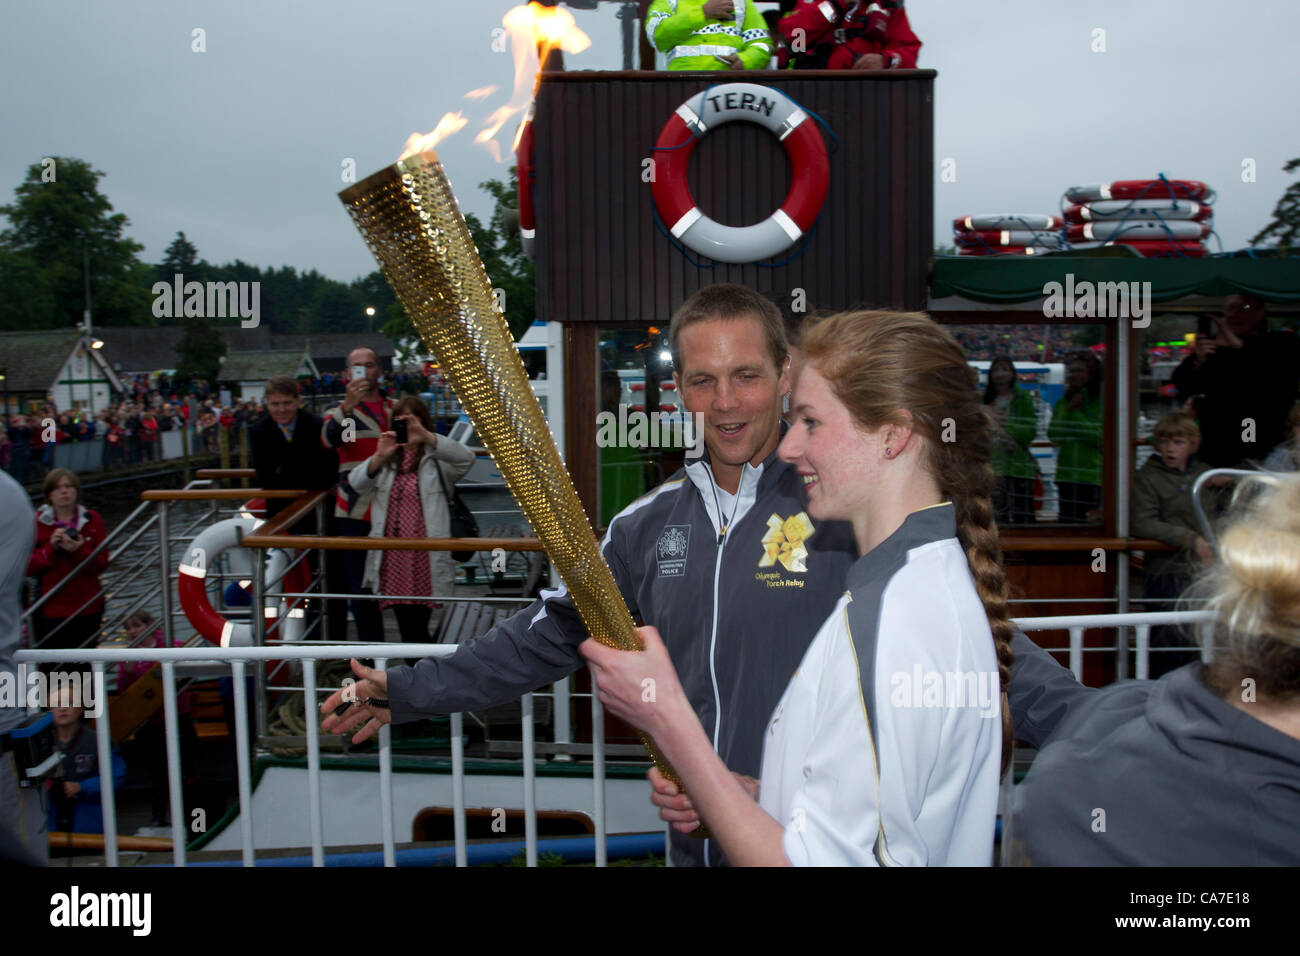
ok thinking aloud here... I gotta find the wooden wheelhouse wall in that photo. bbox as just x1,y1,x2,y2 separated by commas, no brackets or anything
531,69,936,519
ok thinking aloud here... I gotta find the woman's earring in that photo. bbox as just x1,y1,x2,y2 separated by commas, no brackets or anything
884,447,893,459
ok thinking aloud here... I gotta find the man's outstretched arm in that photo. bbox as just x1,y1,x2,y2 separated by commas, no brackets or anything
385,586,592,721
1007,629,1096,750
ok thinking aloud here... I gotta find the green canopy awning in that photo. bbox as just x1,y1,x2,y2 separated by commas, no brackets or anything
930,251,1300,304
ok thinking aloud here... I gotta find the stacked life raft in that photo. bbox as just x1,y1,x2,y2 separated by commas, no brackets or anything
1062,178,1215,257
952,213,1065,256
953,177,1215,258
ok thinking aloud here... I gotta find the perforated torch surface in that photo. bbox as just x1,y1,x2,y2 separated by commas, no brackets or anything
340,151,678,780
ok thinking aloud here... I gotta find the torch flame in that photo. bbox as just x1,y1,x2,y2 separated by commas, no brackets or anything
400,3,589,163
400,111,468,161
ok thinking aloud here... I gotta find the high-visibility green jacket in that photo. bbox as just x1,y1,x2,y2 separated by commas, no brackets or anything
1048,393,1104,485
645,0,773,71
988,388,1040,481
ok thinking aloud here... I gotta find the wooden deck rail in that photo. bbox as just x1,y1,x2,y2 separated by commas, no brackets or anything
194,468,257,480
141,489,309,501
240,534,544,552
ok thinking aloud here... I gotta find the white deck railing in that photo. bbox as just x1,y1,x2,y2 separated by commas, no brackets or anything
18,609,1217,867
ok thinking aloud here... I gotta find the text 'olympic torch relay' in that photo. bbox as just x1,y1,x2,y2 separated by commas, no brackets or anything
339,150,679,784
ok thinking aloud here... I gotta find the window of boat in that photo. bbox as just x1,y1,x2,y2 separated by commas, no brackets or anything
952,323,1108,528
596,326,682,527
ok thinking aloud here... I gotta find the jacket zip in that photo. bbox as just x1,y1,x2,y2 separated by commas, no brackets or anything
700,461,761,866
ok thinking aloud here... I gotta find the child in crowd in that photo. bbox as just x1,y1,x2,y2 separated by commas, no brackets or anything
1131,411,1223,676
47,687,126,835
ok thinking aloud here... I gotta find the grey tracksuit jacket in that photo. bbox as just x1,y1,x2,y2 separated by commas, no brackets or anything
1012,663,1300,865
385,445,1091,865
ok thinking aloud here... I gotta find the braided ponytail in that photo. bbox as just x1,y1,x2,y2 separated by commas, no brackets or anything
935,406,1016,772
800,310,1016,770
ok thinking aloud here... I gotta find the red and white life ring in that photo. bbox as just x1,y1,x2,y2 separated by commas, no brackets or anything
1111,239,1208,257
516,103,536,261
956,214,1062,231
954,229,1068,249
1068,239,1207,257
650,83,829,264
1065,180,1215,204
178,518,309,648
1063,200,1213,224
1068,220,1210,242
956,245,1046,257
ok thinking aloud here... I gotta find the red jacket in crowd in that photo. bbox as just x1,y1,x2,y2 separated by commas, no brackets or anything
778,0,921,70
27,505,110,619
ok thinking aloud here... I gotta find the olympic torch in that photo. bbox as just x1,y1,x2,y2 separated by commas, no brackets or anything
339,150,679,785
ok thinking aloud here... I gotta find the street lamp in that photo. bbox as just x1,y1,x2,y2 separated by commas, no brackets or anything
365,305,376,333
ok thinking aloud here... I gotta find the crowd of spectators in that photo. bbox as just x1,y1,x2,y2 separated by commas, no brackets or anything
0,367,454,486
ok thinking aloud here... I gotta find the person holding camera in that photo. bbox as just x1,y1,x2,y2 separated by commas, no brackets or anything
343,396,474,644
27,469,109,666
1172,294,1300,467
322,348,397,641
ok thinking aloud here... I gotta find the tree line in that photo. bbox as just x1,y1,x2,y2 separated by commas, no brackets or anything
0,156,536,346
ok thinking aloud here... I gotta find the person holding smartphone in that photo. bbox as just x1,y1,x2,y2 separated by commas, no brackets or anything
27,469,109,670
343,397,474,644
1172,294,1300,467
322,347,397,641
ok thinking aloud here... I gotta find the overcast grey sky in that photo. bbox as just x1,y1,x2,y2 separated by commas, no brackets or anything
3,1,1296,283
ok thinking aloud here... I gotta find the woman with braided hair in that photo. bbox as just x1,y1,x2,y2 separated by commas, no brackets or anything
582,310,1012,865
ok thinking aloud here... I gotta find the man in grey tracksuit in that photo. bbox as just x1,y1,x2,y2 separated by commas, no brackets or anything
390,442,858,866
333,286,1092,866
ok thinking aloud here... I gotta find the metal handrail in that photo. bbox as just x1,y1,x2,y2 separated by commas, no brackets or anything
1191,467,1296,549
19,609,1221,869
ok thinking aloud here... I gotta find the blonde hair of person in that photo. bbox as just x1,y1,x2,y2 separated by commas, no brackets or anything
1194,476,1300,702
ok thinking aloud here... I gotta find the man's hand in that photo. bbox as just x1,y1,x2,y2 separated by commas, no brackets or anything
1193,535,1214,564
341,376,370,414
319,659,392,744
853,53,886,70
714,53,745,70
648,765,757,834
703,0,734,18
1210,314,1243,349
1193,336,1218,367
63,781,81,798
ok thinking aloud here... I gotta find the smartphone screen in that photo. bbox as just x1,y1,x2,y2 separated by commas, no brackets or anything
392,418,408,444
351,364,366,382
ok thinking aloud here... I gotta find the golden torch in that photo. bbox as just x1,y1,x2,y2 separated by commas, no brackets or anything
339,150,679,785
